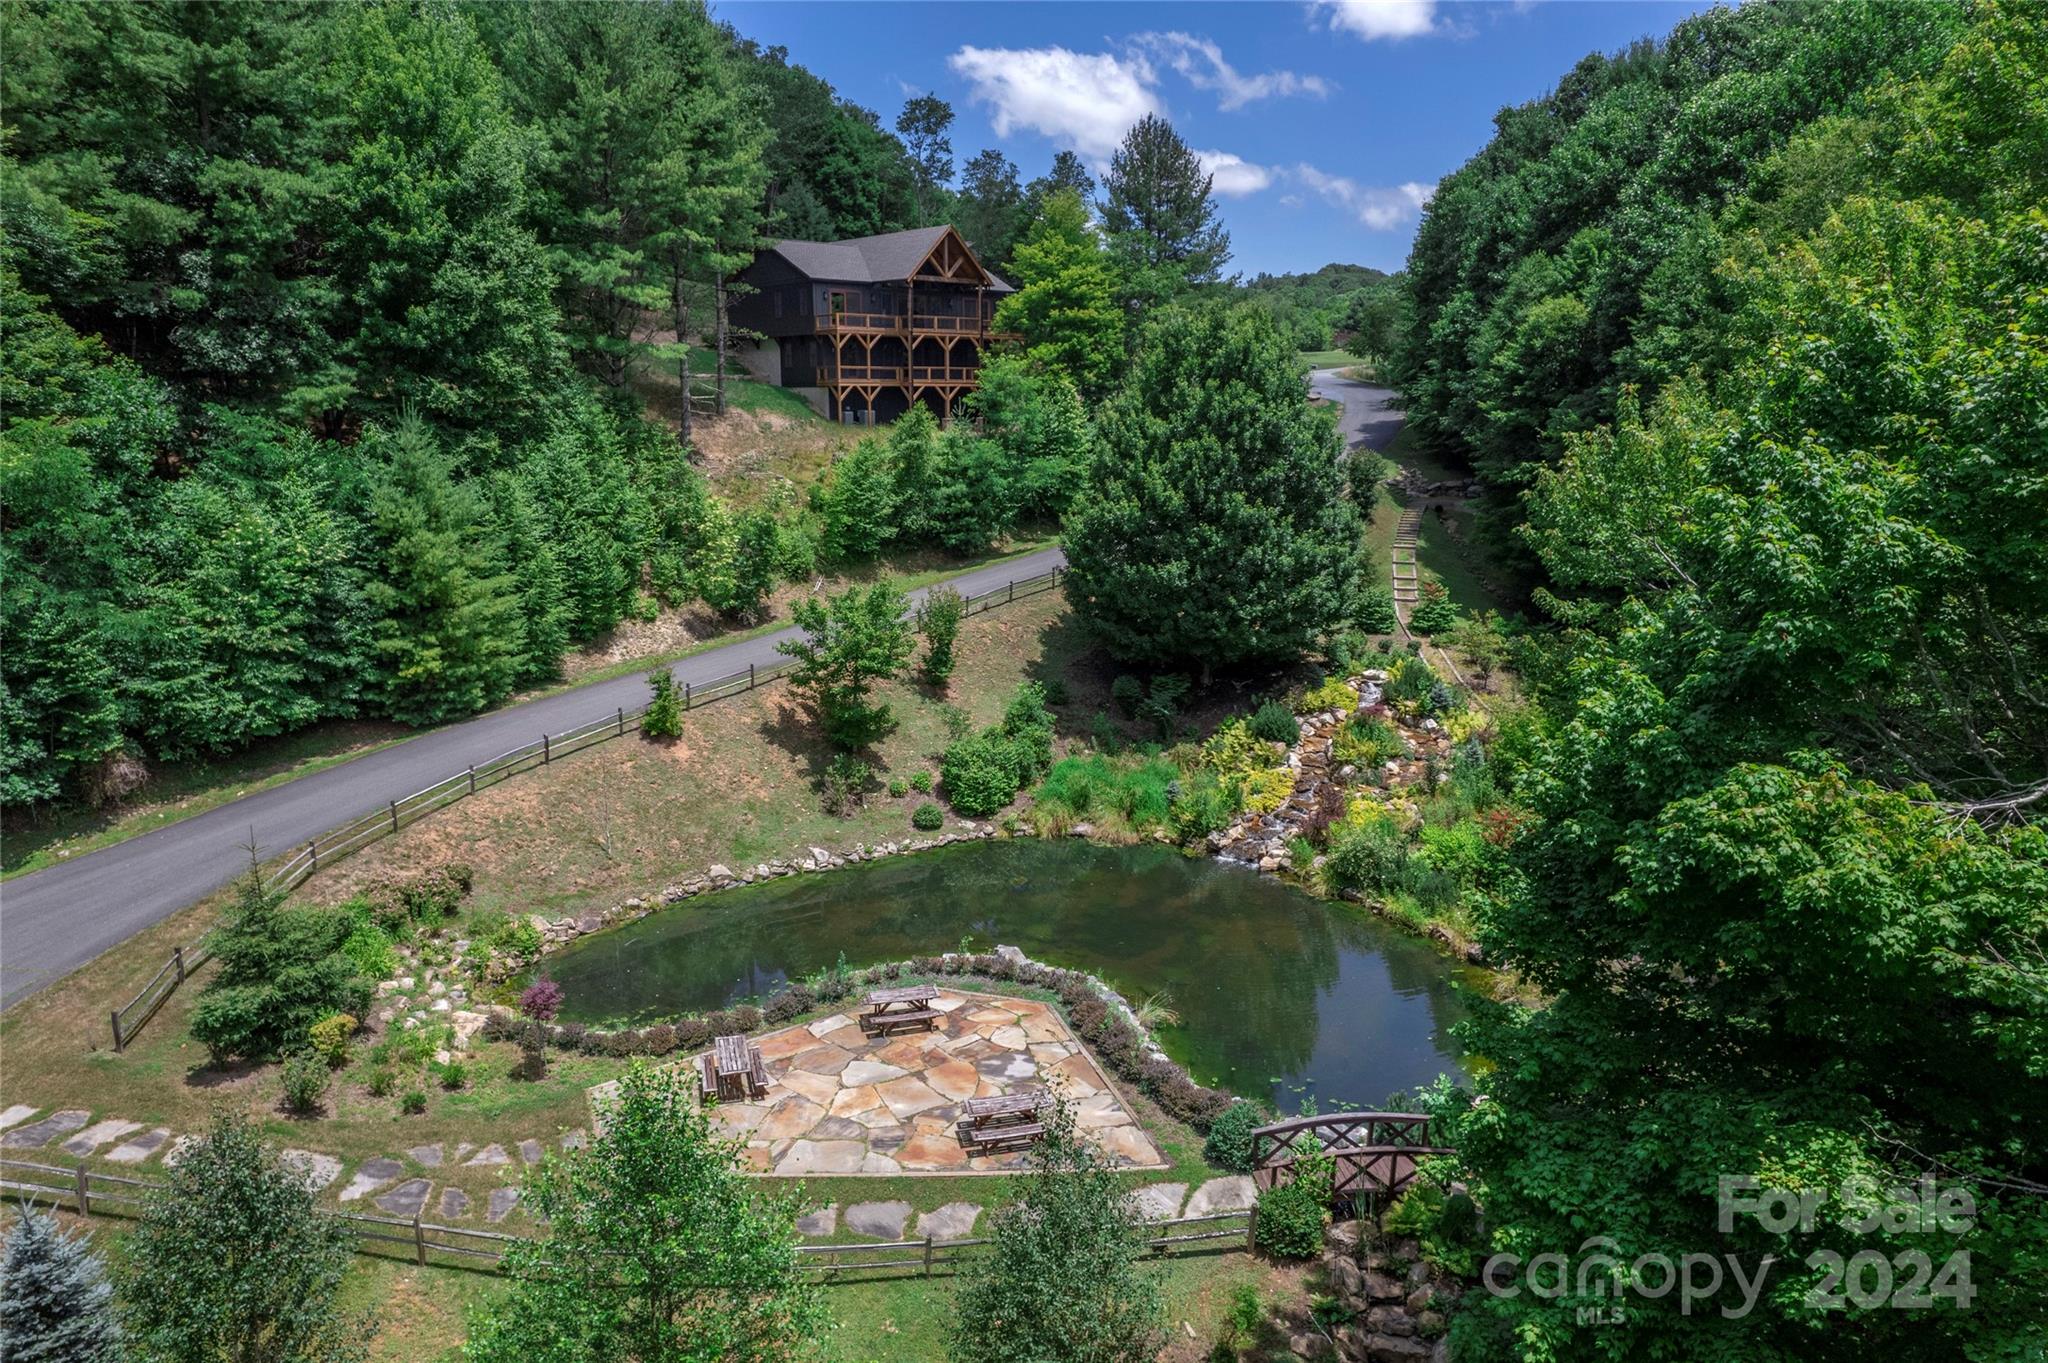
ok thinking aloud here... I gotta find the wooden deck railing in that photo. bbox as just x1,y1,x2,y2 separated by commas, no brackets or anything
104,566,1068,1051
2,1155,1247,1279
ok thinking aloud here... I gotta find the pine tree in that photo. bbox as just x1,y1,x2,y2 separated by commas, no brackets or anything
1099,114,1230,324
1065,306,1363,676
896,94,955,227
0,1205,119,1363
954,148,1024,272
360,417,526,725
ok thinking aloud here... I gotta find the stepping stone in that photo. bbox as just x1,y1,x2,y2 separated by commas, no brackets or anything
560,1130,587,1150
453,1142,476,1160
164,1135,200,1166
407,1143,444,1167
0,1105,40,1132
106,1128,171,1164
486,1188,521,1223
844,1200,913,1240
439,1188,471,1219
2,1109,88,1148
281,1150,343,1191
464,1143,511,1166
796,1204,838,1238
518,1139,544,1165
839,1060,907,1088
339,1156,404,1202
63,1119,142,1157
1128,1183,1187,1222
1184,1175,1257,1217
374,1178,432,1217
915,1202,982,1241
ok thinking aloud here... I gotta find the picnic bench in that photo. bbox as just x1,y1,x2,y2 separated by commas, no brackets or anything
956,1092,1049,1154
859,984,941,1037
699,1034,768,1102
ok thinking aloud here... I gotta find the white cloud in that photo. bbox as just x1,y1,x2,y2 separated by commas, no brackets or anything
1196,150,1275,197
947,45,1161,162
1132,32,1333,111
1309,0,1439,41
1292,164,1435,228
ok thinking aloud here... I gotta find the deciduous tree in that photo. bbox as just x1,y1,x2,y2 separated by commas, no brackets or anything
777,581,915,749
469,1062,823,1363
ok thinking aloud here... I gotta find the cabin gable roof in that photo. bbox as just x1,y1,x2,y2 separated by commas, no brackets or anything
767,225,1011,292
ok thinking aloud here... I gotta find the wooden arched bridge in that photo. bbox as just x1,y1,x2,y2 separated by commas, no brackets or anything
1251,1112,1453,1201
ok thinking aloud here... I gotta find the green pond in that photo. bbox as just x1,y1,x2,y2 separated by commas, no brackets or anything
541,840,1475,1113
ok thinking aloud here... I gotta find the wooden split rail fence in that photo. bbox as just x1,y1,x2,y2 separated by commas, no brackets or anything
2,1154,1247,1278
107,566,1066,1052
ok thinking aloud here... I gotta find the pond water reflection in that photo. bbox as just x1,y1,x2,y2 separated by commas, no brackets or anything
540,839,1473,1113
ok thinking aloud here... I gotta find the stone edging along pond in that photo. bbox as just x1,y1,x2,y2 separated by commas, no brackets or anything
478,944,1240,1135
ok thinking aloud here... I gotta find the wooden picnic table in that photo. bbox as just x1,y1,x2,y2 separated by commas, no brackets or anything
957,1091,1049,1154
699,1034,767,1102
859,984,941,1036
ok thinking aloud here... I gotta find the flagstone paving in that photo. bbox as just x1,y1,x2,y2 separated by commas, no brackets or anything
2,1109,88,1148
106,1127,170,1164
0,1104,39,1132
621,989,1166,1176
62,1118,142,1157
487,1188,522,1222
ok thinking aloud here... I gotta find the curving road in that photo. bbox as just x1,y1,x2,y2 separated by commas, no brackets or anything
0,547,1066,1009
0,372,1404,1011
1309,366,1405,455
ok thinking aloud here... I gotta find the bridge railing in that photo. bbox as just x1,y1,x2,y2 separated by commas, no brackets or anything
1250,1111,1455,1201
105,565,1066,1052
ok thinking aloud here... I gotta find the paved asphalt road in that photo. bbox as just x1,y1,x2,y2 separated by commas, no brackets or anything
0,547,1066,1009
0,372,1404,1010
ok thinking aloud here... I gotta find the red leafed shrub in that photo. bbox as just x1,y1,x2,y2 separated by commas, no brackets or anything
520,976,564,1021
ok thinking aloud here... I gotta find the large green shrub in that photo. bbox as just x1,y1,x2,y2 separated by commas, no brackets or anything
1202,1101,1264,1173
280,1053,328,1114
1253,1150,1334,1259
1247,701,1300,745
941,683,1056,817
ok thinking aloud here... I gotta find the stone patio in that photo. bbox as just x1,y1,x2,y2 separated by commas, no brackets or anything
595,989,1166,1176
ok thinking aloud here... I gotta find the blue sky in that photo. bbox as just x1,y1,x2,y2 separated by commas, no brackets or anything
718,0,1717,277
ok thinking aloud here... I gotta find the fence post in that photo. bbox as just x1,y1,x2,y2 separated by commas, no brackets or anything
173,946,186,984
1008,579,1015,604
684,680,692,709
468,766,477,795
76,1163,91,1216
923,1234,934,1277
389,800,398,832
1246,1203,1259,1254
617,707,625,736
111,1009,124,1053
749,663,756,689
542,733,551,764
414,1211,427,1265
308,839,319,870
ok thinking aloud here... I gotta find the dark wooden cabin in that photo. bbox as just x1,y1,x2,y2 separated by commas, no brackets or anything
729,225,1017,424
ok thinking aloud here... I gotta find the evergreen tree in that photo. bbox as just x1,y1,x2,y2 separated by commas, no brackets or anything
1024,149,1096,219
0,1204,119,1363
360,417,526,725
469,1062,823,1363
122,1114,367,1363
189,855,367,1064
950,1097,1164,1363
954,148,1024,272
319,2,563,435
1099,115,1230,324
1065,306,1363,675
995,189,1126,398
896,93,955,227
